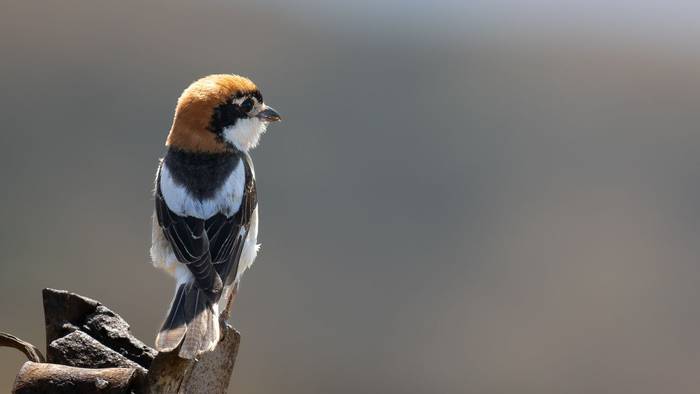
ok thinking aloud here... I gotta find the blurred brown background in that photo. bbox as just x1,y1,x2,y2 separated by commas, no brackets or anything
2,1,700,393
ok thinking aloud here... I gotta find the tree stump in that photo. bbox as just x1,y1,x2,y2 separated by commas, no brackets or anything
2,288,241,393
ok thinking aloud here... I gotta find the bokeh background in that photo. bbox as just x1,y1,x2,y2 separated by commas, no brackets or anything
2,1,700,393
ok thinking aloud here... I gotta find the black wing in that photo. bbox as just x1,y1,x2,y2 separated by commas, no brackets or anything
155,154,257,300
155,182,222,300
207,153,257,284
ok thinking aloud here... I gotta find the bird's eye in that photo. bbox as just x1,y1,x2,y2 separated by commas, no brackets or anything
240,98,254,113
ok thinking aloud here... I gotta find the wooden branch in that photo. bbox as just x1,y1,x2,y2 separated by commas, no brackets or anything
42,289,156,369
146,323,240,393
0,333,45,363
12,362,143,394
145,348,195,393
183,324,240,393
49,331,147,373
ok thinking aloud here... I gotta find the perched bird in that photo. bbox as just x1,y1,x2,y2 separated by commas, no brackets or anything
150,74,281,358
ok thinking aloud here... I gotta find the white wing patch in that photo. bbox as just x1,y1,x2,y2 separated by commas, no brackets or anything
159,162,245,219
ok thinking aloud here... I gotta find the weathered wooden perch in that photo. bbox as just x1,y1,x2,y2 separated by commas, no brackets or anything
2,288,241,393
13,362,143,394
0,333,44,364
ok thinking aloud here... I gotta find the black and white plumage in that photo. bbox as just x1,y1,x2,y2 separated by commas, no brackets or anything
150,74,280,359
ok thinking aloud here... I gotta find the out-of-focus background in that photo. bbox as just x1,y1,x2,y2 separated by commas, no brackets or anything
2,1,700,392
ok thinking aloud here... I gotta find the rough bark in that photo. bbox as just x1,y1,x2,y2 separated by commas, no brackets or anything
12,362,144,394
182,324,240,393
0,333,44,363
146,324,240,393
42,289,156,369
49,331,147,374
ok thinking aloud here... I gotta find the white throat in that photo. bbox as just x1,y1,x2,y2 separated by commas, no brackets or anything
222,118,267,152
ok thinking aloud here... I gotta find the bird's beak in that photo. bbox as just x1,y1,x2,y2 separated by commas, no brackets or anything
256,106,281,122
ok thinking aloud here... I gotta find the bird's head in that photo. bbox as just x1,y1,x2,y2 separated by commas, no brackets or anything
166,74,281,153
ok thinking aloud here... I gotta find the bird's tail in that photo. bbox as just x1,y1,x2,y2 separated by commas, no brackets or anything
155,281,220,359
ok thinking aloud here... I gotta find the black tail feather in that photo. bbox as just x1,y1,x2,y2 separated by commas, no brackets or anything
155,282,219,358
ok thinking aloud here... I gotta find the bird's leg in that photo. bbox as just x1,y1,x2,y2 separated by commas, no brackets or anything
220,282,239,322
